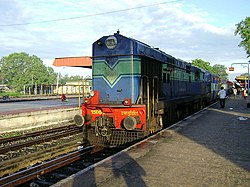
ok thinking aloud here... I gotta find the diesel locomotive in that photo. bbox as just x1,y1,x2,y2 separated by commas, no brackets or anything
74,31,220,147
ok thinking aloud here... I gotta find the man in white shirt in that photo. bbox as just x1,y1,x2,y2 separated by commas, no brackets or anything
218,87,227,108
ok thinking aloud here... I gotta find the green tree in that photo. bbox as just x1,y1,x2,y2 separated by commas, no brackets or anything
211,64,228,80
191,59,228,80
191,59,213,72
0,52,57,91
60,74,84,84
240,73,248,77
235,17,250,56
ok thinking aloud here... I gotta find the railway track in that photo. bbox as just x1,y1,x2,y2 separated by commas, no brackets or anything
0,134,123,187
0,145,121,187
0,129,170,187
0,124,84,178
0,146,95,187
0,124,79,144
0,118,124,187
0,125,81,157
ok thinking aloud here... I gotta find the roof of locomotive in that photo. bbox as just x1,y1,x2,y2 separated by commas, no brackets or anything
93,31,182,64
93,32,215,74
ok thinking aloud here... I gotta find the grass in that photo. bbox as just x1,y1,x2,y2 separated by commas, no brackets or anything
0,91,23,97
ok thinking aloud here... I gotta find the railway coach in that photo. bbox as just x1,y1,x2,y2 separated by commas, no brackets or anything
74,31,220,147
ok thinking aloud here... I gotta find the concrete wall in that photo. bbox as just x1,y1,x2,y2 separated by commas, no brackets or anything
0,107,81,133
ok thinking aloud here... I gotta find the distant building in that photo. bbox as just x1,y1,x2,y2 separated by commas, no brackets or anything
23,79,92,96
55,80,92,95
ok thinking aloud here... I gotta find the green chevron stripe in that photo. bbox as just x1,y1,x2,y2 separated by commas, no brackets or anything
93,74,140,88
93,57,141,86
93,58,140,69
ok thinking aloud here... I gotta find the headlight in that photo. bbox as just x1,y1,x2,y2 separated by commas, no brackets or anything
105,36,117,49
123,98,131,106
123,116,137,130
74,114,85,127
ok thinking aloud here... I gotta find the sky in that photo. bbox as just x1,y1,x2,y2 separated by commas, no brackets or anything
0,0,249,81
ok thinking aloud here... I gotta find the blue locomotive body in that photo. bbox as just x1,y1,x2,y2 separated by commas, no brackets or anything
93,31,219,104
75,32,221,147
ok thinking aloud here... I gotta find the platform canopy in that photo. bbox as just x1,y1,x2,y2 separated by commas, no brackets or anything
235,75,249,88
235,75,249,80
53,56,92,68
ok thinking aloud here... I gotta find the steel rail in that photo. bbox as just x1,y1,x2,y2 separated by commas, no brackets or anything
0,128,81,154
0,146,94,187
0,124,78,144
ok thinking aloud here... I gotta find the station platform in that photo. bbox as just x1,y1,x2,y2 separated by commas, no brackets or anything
54,96,250,187
0,97,80,116
0,97,82,134
0,95,78,103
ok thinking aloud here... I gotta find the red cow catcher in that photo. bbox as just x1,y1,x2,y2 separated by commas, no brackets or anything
74,91,147,147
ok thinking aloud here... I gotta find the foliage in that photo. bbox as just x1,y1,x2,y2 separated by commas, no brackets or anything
59,74,88,84
191,59,213,72
235,17,250,57
211,64,228,80
0,52,57,91
0,91,22,97
191,59,228,80
240,73,249,77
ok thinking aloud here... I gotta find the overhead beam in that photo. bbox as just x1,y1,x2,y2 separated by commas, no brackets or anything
53,56,92,68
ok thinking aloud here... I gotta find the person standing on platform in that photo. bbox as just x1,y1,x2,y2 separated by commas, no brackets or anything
218,87,227,108
233,87,237,98
243,88,248,99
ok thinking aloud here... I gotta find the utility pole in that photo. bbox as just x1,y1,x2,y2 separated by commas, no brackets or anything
56,73,59,95
248,60,250,93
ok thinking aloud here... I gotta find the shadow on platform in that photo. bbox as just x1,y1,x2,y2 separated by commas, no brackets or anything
72,151,147,187
179,97,250,172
